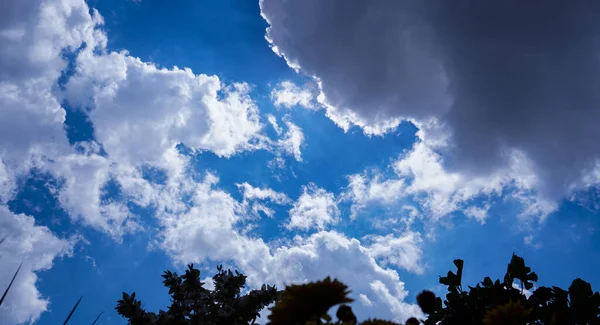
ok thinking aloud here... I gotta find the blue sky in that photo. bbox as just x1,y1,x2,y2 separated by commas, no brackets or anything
1,0,600,324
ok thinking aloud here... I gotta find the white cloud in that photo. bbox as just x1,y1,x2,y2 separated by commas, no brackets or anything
242,231,424,323
236,182,290,204
0,1,307,320
153,169,422,322
344,134,557,226
66,51,266,163
288,183,340,231
0,160,14,204
263,115,306,162
270,81,316,109
158,172,261,264
512,282,533,299
267,114,282,135
463,205,489,224
342,173,406,220
0,0,307,238
0,0,104,204
44,151,139,239
0,1,425,324
359,293,373,307
278,119,305,162
0,206,75,324
364,232,424,274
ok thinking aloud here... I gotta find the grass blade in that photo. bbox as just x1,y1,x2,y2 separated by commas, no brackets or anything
0,263,22,307
91,311,104,325
63,296,83,325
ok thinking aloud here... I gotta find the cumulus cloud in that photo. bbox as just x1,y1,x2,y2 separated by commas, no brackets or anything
158,172,260,264
236,182,290,204
154,168,422,322
277,119,305,162
65,51,265,163
45,151,139,239
364,232,424,274
0,206,75,324
270,80,317,109
243,231,423,322
344,139,556,224
0,0,310,319
263,114,306,162
288,183,340,231
260,0,600,197
0,0,144,240
342,173,406,220
0,0,105,203
1,0,306,236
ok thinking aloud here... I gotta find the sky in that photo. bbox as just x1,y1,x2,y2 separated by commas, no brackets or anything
1,0,600,324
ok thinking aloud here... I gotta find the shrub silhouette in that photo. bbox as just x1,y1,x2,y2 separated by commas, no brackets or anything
116,254,600,325
413,253,600,325
116,264,279,325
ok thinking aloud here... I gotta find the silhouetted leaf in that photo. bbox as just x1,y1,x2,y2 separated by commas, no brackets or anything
63,296,82,325
0,263,21,307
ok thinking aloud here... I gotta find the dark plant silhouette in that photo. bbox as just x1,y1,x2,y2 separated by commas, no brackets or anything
116,264,279,325
0,263,21,307
117,254,599,325
413,253,600,325
91,311,105,325
63,296,83,325
265,253,599,325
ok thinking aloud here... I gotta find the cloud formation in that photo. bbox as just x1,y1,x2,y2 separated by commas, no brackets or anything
0,207,75,324
156,169,423,322
344,140,556,225
288,183,340,230
260,0,600,196
0,0,309,320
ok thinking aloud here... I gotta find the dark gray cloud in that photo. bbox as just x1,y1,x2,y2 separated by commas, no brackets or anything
260,0,600,196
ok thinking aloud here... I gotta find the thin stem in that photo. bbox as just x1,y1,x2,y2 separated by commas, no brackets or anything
0,263,22,307
63,296,83,325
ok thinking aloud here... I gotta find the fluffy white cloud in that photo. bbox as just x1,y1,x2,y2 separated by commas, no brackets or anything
0,0,309,320
342,173,406,220
288,183,340,231
158,172,260,264
0,0,140,239
263,114,306,162
345,137,556,225
267,114,282,135
270,81,317,109
277,119,305,162
65,51,265,163
260,0,600,198
0,206,75,324
236,182,290,204
364,232,424,274
45,151,138,239
241,231,424,323
153,168,422,322
0,0,105,203
1,0,307,236
0,1,427,324
0,0,105,84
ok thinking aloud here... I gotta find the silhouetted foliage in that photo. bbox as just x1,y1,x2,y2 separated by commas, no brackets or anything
91,311,105,325
414,253,600,325
63,296,83,325
116,264,279,325
117,254,599,325
0,263,21,307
